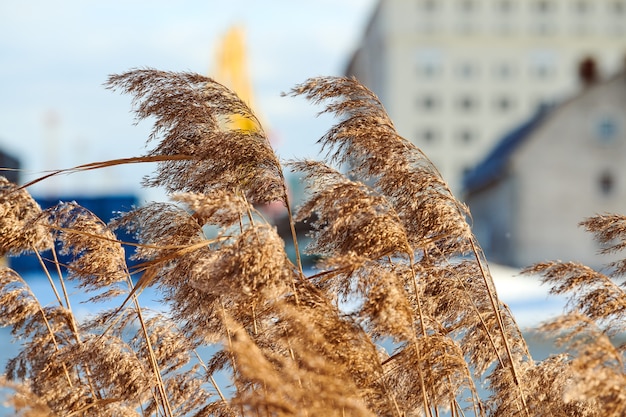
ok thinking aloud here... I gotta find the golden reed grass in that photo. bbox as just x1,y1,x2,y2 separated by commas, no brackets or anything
1,70,625,416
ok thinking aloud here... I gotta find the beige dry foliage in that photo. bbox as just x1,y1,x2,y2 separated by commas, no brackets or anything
581,214,626,276
0,177,53,256
0,375,55,417
46,202,128,291
105,69,286,205
0,70,625,416
519,214,626,417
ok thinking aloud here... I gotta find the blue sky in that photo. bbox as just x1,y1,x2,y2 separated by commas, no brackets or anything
0,1,377,198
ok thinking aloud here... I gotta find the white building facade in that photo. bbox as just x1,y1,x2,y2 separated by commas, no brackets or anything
345,0,626,193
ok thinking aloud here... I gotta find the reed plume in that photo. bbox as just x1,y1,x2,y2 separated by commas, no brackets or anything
288,76,531,415
105,69,286,205
0,176,53,256
1,70,625,416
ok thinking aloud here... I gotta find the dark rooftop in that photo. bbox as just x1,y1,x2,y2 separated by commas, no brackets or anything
463,104,552,194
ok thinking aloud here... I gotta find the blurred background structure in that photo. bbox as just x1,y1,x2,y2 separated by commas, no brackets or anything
345,0,626,194
7,3,624,398
345,0,626,269
0,1,377,200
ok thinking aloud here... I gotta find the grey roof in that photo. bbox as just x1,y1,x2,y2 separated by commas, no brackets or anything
463,104,552,194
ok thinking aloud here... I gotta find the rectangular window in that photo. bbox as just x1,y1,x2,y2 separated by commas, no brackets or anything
419,0,437,12
598,171,615,196
595,117,619,144
458,95,478,112
460,0,477,13
415,48,443,78
418,128,439,145
496,0,513,13
611,1,625,14
529,50,557,79
573,0,590,14
417,95,440,111
457,62,479,79
495,96,514,111
457,129,476,144
494,62,514,79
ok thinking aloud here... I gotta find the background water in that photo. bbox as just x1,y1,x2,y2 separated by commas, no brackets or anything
1,267,565,415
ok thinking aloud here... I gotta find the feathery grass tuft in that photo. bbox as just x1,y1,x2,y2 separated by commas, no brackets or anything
1,71,625,416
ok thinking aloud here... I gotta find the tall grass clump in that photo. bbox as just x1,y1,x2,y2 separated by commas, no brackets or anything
1,69,625,416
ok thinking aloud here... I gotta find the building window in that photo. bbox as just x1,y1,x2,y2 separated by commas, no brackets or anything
419,0,437,12
494,62,514,79
457,62,479,79
457,129,475,144
495,0,515,34
595,117,619,144
534,0,554,13
533,22,556,36
529,50,556,79
574,0,590,13
496,23,513,35
418,62,439,78
599,171,615,196
418,95,439,111
419,129,439,144
415,48,442,78
495,96,514,111
457,22,477,34
571,23,590,36
460,0,476,13
458,95,478,111
611,1,625,14
497,0,513,13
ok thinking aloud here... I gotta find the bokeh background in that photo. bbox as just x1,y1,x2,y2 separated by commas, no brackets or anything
3,3,626,411
0,0,377,200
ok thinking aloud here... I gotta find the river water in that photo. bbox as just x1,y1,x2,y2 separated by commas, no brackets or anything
1,267,566,415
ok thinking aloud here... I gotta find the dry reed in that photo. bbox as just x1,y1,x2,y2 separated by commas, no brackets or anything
0,70,624,416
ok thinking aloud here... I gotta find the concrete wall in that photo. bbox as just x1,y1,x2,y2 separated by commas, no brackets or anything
466,174,519,266
511,74,626,269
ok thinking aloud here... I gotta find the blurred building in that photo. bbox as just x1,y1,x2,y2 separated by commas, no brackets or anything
463,63,626,269
345,0,626,193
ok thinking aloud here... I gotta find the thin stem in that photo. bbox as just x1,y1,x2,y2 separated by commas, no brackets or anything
195,349,229,404
284,197,302,306
407,253,433,417
407,253,428,338
23,253,74,388
50,247,73,318
125,273,173,417
209,374,228,404
44,245,100,401
284,194,304,280
221,300,246,417
453,270,505,367
251,305,259,336
469,238,529,416
433,167,529,416
281,323,304,390
33,249,63,308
